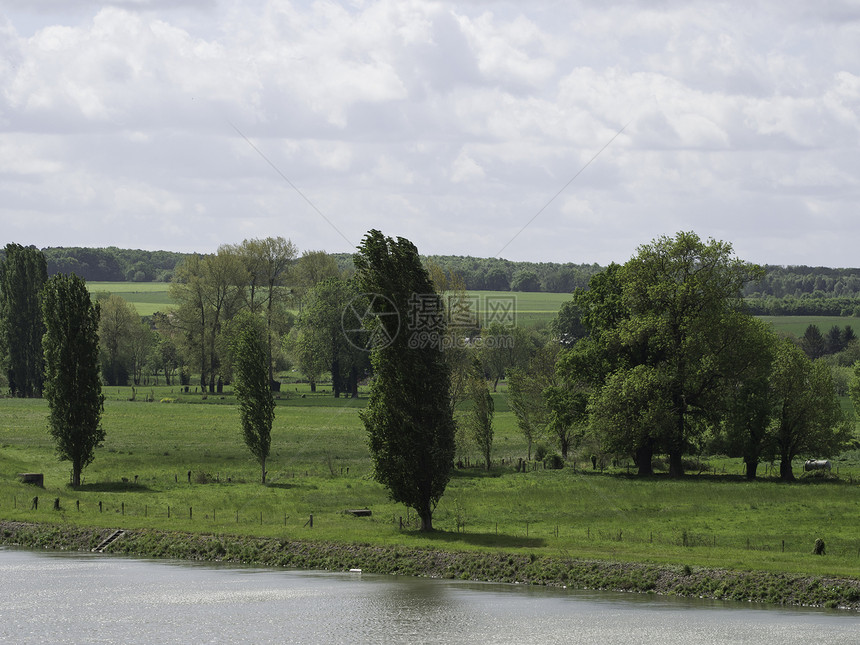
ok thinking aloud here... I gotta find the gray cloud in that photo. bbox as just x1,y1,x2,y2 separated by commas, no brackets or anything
1,0,859,266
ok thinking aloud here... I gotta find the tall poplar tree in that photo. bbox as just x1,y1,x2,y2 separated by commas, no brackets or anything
231,313,275,484
354,230,455,531
41,273,104,487
0,243,48,397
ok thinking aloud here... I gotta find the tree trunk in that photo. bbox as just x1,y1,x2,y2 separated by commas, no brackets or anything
418,504,433,531
779,457,795,481
72,461,82,488
745,458,759,480
634,442,654,476
261,457,267,485
331,358,341,398
349,365,359,398
310,380,316,393
668,451,684,477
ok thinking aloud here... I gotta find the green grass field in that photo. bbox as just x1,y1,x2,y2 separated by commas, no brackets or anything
88,282,173,317
2,387,860,579
86,283,860,337
759,316,860,338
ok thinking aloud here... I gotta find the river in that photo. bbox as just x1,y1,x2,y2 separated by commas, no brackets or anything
0,548,856,644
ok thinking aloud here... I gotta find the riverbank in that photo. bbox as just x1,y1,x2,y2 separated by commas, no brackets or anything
2,520,858,611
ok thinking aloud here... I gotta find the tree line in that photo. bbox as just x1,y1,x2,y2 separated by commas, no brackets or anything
7,244,860,301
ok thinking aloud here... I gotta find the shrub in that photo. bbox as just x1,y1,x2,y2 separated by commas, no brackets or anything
534,443,549,462
544,453,564,470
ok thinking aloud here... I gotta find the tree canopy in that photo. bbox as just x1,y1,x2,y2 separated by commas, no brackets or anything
354,230,455,531
0,243,47,397
231,312,275,484
41,273,105,487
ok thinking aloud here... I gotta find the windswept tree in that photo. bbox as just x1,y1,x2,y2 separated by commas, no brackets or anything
0,243,48,397
41,273,104,487
231,312,275,484
355,230,455,531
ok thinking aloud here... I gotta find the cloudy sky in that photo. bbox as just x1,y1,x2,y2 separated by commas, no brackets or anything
2,1,859,267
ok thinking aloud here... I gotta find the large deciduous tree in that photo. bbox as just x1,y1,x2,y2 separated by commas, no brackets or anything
41,273,104,487
98,294,137,386
620,232,763,476
293,277,367,397
231,312,275,484
565,234,764,476
234,237,297,383
770,338,851,481
169,249,246,391
465,366,494,470
715,316,777,480
0,243,48,397
292,250,342,305
506,343,559,460
354,230,455,531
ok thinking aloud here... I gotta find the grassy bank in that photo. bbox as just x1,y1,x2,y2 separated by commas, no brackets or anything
2,520,859,611
2,388,860,605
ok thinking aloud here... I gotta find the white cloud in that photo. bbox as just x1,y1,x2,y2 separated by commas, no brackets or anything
1,0,860,265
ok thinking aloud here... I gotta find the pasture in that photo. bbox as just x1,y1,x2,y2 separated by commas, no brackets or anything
2,387,860,580
87,282,173,317
86,282,860,338
758,315,860,338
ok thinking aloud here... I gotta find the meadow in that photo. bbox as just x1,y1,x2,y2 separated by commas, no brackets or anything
87,282,860,336
88,282,173,317
2,385,860,581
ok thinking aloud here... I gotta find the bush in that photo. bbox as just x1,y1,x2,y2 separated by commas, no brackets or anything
544,453,564,470
534,443,549,462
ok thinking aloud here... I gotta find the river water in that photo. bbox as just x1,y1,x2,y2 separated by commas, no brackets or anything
0,548,856,644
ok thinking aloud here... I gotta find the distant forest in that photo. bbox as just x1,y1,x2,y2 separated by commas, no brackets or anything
3,245,860,316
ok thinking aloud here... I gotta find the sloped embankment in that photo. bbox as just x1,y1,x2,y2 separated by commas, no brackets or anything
1,520,858,611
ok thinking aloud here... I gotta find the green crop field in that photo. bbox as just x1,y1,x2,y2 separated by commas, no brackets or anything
759,316,860,338
87,282,173,317
2,387,860,579
85,282,860,339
